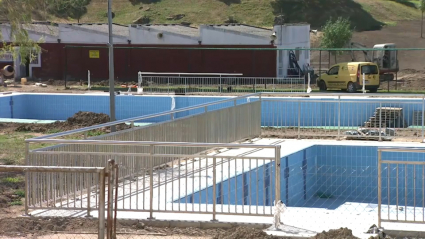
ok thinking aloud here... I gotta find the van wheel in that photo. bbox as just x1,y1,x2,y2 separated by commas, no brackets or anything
347,82,356,93
319,81,327,91
369,88,378,93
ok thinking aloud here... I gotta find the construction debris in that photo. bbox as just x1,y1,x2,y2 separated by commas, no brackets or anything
345,127,393,141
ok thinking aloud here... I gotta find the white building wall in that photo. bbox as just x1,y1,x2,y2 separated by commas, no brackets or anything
274,25,310,78
129,26,199,45
58,25,128,44
0,26,57,43
200,26,270,45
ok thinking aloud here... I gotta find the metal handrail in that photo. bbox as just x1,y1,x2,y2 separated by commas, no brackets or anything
25,139,280,149
31,92,261,140
261,92,425,98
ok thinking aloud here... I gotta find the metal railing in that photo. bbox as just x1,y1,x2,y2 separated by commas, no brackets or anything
25,139,282,220
32,93,261,140
261,92,425,142
134,76,306,94
0,165,107,238
378,147,425,227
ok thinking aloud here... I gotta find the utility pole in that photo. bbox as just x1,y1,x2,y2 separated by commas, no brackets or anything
107,0,116,131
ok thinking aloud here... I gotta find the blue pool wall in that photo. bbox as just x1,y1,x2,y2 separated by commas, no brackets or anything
177,145,425,208
1,94,422,128
177,146,317,207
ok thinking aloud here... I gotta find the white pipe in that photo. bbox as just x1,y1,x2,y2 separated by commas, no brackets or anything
362,73,366,94
307,73,312,93
137,71,143,94
87,70,89,89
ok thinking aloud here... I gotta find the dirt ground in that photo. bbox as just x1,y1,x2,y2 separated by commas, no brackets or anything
0,217,289,239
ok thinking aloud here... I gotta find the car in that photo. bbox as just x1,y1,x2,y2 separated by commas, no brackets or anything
317,62,380,93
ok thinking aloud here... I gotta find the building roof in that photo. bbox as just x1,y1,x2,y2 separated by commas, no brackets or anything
133,24,199,37
205,24,272,38
1,22,59,36
24,22,59,36
67,23,129,38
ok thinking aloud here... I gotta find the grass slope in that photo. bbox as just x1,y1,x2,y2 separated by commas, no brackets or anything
74,0,423,30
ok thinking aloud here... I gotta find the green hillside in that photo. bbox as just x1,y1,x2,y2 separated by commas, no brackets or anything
71,0,423,31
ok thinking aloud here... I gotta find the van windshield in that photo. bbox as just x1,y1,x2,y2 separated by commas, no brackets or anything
361,65,378,75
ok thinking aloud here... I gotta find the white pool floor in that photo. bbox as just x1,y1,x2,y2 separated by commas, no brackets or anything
29,138,425,238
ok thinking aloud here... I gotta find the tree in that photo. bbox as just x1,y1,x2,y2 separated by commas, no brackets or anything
47,0,90,23
421,0,425,38
67,0,90,23
320,17,353,64
0,0,45,63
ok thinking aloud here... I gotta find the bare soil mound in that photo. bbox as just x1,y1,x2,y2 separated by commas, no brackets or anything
213,226,282,239
1,111,130,134
0,218,276,238
312,227,358,239
0,217,104,236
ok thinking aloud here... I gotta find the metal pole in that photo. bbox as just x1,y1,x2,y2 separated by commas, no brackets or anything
422,96,425,143
379,103,382,142
319,50,322,79
24,142,29,216
275,146,281,203
107,0,116,132
64,47,68,89
107,160,114,239
298,101,301,139
98,169,106,239
337,95,341,140
212,157,217,221
377,150,382,228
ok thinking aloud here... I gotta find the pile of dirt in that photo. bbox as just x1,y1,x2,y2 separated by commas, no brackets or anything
312,227,359,239
213,226,281,239
0,217,99,236
65,111,110,127
5,111,131,134
0,218,279,238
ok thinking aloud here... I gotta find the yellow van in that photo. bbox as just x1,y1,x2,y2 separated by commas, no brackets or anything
317,62,380,93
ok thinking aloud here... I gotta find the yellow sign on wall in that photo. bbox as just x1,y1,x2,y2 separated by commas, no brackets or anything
89,50,100,58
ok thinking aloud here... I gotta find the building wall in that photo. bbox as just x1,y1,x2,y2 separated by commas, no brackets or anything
129,26,199,45
200,26,271,45
274,25,311,78
43,44,277,81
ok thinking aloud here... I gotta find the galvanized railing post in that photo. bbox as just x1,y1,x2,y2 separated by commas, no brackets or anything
219,75,222,93
337,95,341,141
275,146,281,203
377,149,382,228
379,103,382,142
24,142,30,216
107,159,115,239
98,168,106,239
422,96,425,143
212,156,217,222
298,101,301,140
86,170,92,217
148,145,155,219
